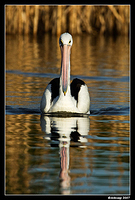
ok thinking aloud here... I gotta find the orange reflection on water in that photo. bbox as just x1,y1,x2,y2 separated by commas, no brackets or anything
6,33,129,194
6,114,129,194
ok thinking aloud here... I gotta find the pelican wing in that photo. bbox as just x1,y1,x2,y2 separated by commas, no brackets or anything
71,78,90,114
40,78,60,113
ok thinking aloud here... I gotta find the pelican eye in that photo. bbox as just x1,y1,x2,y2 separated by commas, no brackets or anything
69,40,71,44
60,39,63,45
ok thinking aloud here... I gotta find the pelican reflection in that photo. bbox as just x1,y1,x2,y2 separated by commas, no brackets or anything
40,115,90,194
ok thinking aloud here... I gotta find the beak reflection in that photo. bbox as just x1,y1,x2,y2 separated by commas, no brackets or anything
40,115,90,194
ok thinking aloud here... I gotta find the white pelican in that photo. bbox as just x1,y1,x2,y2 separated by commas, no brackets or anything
40,33,90,114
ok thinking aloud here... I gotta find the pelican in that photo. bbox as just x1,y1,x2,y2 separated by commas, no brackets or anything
40,33,90,114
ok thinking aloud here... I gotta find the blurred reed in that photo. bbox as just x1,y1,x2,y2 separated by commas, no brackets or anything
5,5,130,36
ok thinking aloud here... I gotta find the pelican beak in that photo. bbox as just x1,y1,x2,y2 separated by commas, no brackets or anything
61,45,71,95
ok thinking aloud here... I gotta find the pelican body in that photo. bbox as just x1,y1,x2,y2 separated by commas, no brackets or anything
40,33,90,115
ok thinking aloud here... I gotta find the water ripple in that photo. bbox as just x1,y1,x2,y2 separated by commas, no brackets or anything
6,105,129,116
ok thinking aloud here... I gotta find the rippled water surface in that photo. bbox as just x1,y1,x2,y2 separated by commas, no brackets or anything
6,34,130,195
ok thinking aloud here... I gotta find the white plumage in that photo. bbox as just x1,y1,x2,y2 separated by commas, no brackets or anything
40,33,90,115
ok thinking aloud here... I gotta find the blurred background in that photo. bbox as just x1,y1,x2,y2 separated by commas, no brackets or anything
5,5,130,195
5,5,130,36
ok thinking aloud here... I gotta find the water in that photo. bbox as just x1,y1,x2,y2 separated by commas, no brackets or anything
6,34,130,195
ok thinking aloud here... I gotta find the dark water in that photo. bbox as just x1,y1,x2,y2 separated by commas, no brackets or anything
6,34,130,195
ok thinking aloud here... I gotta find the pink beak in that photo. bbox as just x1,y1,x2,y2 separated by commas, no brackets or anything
61,45,71,95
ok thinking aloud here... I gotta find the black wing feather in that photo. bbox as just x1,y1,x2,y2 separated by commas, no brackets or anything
49,78,60,103
70,78,85,102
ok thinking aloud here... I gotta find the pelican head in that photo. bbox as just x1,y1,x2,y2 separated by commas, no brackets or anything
59,33,73,96
59,32,73,47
